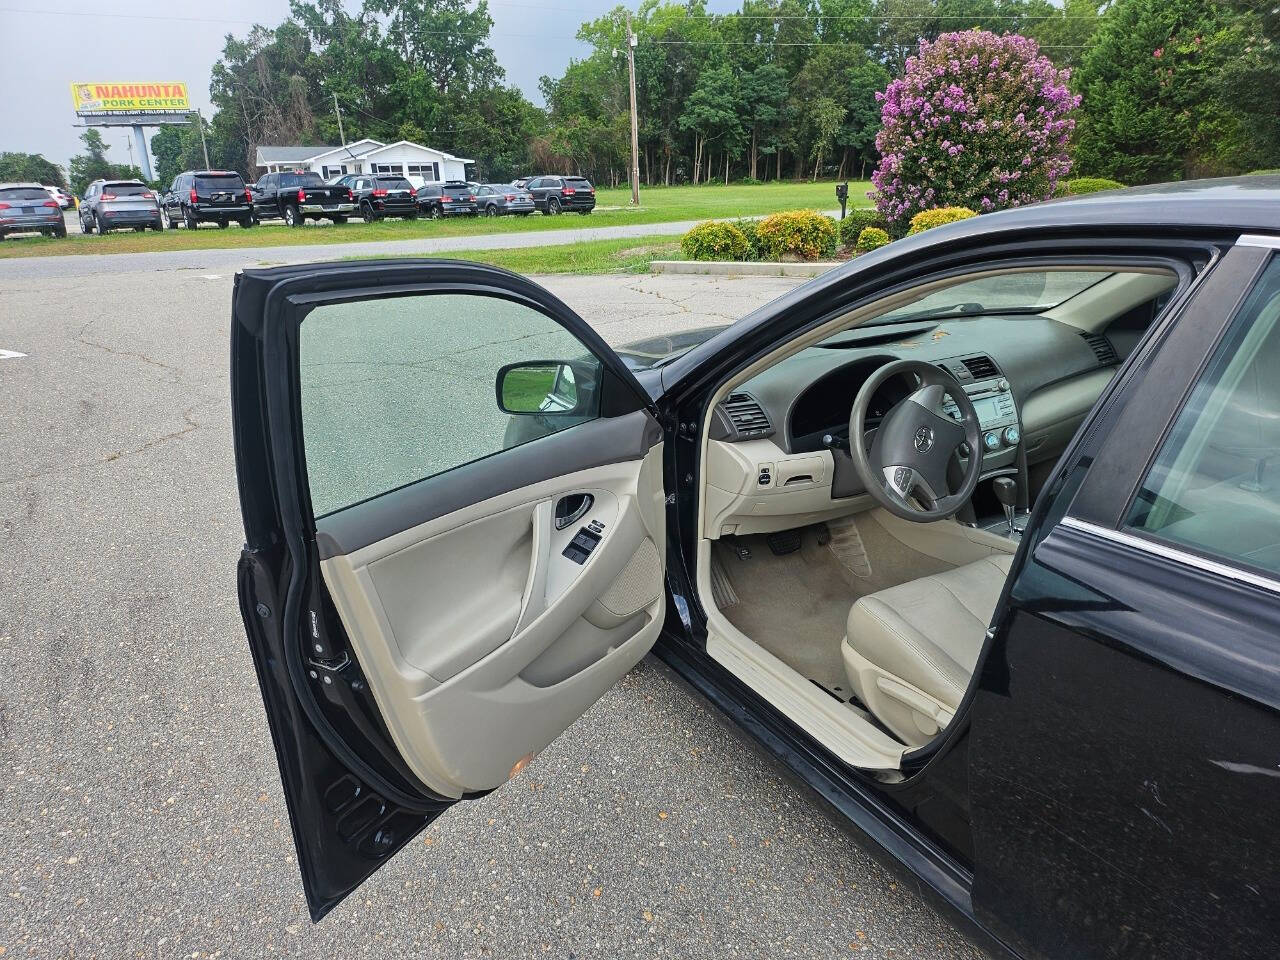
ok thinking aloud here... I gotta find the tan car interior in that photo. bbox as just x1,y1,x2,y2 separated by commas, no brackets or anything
317,413,668,800
696,265,1179,771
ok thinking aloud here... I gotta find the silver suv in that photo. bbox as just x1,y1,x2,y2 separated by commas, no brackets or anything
79,179,163,234
0,182,66,239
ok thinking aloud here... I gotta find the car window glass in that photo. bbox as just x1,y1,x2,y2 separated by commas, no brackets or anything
299,292,604,517
104,183,149,196
1126,256,1280,575
195,174,244,190
0,187,53,201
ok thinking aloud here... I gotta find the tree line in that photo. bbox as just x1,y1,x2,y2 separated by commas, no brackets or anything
9,0,1278,196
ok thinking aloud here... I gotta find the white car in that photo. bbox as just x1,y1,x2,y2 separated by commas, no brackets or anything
43,185,75,210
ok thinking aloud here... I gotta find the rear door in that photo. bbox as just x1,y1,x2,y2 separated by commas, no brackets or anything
231,259,669,920
969,239,1280,958
195,172,244,210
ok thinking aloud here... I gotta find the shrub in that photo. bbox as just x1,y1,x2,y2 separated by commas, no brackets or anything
871,30,1080,232
730,218,765,260
1055,177,1126,197
681,220,751,261
738,176,763,186
907,206,977,235
1248,169,1280,176
755,209,839,260
839,207,887,248
854,227,891,254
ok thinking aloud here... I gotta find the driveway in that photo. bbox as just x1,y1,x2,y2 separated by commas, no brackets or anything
0,260,987,959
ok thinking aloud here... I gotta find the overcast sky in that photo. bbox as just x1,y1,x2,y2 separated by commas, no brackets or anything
0,0,674,174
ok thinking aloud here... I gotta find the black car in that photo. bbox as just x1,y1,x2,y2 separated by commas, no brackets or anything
0,182,66,239
416,181,477,218
229,176,1280,957
163,170,252,229
250,172,355,227
526,175,596,215
334,174,418,221
474,183,535,217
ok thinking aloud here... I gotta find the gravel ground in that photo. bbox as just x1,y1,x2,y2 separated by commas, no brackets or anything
0,258,987,959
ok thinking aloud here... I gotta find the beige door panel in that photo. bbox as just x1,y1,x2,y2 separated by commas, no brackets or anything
320,444,665,799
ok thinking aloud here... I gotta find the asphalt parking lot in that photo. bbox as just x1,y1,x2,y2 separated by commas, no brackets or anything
0,252,988,959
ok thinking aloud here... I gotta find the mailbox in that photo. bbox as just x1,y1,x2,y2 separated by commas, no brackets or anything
835,181,849,219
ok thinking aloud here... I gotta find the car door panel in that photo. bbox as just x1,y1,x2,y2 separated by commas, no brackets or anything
969,242,1280,959
231,260,668,918
319,443,665,799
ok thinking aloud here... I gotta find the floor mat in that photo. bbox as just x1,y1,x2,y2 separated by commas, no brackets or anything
712,514,955,701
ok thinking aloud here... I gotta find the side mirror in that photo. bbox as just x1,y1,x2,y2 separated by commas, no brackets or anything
496,360,587,416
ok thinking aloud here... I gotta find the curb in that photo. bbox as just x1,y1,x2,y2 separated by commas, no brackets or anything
649,259,842,277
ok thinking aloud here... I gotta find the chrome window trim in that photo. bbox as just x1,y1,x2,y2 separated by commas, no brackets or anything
1059,515,1280,595
1236,234,1280,250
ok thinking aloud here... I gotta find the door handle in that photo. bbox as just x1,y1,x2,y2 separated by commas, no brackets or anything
554,493,594,530
513,500,553,637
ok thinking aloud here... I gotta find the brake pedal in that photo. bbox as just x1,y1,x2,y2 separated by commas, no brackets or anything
767,529,802,556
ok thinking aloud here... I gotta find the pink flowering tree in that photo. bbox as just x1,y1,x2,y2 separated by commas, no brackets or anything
870,30,1080,232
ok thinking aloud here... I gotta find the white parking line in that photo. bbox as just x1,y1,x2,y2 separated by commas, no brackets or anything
0,349,27,359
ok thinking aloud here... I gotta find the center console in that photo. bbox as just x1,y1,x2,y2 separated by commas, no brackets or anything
935,356,1022,460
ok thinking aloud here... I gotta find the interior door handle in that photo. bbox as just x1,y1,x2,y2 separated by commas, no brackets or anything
554,493,594,530
514,500,554,637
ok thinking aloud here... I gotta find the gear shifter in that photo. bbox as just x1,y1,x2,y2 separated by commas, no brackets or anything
992,476,1020,537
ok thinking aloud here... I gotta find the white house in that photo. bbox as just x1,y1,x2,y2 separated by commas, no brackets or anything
254,139,473,186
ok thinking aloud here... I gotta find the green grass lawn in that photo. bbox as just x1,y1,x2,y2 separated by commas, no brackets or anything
341,233,684,275
0,180,870,260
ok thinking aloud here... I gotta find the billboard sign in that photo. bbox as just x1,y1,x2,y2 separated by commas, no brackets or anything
71,82,190,116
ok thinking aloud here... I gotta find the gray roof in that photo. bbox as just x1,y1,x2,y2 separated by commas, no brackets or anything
255,145,336,165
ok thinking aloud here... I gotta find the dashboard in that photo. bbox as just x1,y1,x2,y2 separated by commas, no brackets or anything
703,312,1131,539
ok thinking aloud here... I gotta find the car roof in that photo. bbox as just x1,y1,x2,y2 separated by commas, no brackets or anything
0,182,44,189
891,176,1280,251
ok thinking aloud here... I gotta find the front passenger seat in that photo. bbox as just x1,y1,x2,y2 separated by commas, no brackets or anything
842,554,1013,746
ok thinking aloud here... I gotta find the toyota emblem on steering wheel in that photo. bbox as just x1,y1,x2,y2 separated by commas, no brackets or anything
913,425,934,454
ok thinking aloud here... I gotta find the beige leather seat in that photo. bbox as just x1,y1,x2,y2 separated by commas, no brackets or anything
842,554,1013,746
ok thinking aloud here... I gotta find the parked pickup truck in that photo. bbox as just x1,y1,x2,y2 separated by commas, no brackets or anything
251,171,356,227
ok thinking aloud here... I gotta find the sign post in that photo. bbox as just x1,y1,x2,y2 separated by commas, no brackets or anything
71,82,193,181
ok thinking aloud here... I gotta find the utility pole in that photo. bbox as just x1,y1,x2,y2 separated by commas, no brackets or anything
333,93,346,148
625,12,640,207
195,108,210,169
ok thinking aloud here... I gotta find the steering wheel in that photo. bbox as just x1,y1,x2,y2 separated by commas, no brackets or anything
848,359,983,522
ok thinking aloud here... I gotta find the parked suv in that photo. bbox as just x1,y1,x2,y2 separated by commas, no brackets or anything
416,181,477,218
475,184,535,217
163,171,252,229
0,182,66,239
337,175,418,221
81,179,163,233
43,185,75,210
527,175,596,215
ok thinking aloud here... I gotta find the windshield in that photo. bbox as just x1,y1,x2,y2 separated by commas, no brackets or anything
104,183,150,196
867,271,1112,325
280,173,324,188
376,177,412,190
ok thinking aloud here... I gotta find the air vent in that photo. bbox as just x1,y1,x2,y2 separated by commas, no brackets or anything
1080,331,1119,366
722,392,772,439
961,354,999,379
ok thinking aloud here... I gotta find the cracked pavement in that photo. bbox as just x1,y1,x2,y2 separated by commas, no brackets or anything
0,259,988,959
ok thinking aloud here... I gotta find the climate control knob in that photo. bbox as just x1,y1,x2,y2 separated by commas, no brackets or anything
983,431,1002,452
1003,425,1021,446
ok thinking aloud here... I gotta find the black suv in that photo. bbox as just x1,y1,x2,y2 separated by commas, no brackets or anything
527,175,596,215
163,171,253,229
336,175,418,221
416,181,477,218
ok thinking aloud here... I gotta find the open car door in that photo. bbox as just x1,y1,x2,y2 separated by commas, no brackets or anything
230,260,668,919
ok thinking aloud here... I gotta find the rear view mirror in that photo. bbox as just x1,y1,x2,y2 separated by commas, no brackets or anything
496,360,585,415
